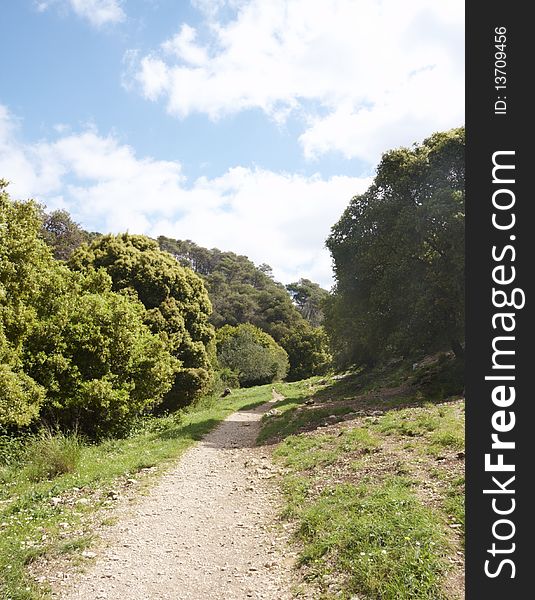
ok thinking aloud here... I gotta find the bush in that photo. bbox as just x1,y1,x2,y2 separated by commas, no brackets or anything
158,367,212,412
22,430,82,481
24,288,179,437
69,234,215,408
216,324,289,387
281,322,332,381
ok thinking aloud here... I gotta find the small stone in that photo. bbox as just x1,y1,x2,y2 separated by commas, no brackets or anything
81,551,97,558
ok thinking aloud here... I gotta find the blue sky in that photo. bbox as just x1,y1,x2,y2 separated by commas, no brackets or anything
0,0,464,286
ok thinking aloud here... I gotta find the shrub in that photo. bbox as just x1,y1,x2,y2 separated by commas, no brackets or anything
281,322,332,381
216,324,289,387
0,364,44,428
69,234,215,408
25,284,179,437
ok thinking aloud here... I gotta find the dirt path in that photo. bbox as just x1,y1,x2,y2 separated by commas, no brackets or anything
55,395,299,600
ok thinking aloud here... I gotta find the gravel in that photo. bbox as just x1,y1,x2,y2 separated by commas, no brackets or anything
55,400,301,600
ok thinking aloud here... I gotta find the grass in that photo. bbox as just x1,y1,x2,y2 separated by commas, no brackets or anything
261,359,465,599
297,479,447,600
0,384,272,600
21,431,83,482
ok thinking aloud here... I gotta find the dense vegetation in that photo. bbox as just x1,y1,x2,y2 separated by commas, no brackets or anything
0,182,180,436
325,128,465,368
157,236,332,380
215,323,289,387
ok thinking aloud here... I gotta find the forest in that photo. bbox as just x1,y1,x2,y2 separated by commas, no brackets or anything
0,127,465,599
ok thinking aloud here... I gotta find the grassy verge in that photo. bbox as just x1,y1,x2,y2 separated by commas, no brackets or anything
260,360,464,599
0,385,272,600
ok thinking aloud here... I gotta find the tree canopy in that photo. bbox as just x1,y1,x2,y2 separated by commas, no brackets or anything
69,234,215,410
216,324,289,387
325,128,465,367
1,183,177,435
157,237,331,379
286,278,329,327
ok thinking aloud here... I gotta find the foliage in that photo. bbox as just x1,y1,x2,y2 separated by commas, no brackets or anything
286,278,329,326
281,321,331,381
1,185,179,435
0,364,44,428
325,128,465,367
39,208,90,260
157,237,303,341
1,182,51,428
24,281,179,437
158,236,331,379
69,234,215,410
216,323,289,387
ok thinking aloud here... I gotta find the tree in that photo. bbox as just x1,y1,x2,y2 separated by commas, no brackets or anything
286,278,329,326
325,128,465,366
157,236,303,341
281,322,332,381
24,276,179,437
69,234,215,409
216,324,289,387
157,236,332,380
1,181,49,427
1,182,179,434
40,209,88,260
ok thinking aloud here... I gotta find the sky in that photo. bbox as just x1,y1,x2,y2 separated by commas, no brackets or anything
0,0,464,287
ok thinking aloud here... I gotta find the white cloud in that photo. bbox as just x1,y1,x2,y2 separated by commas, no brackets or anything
131,0,464,163
36,0,125,28
0,105,369,287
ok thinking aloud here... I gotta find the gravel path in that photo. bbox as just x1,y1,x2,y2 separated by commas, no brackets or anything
56,395,299,600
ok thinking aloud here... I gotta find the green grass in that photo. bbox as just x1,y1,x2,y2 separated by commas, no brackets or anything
0,385,271,600
262,364,465,599
297,479,448,600
21,431,83,482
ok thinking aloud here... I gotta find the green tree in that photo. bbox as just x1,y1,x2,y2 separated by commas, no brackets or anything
24,277,179,437
286,278,329,327
70,234,215,409
158,237,303,341
281,322,332,381
1,181,49,427
1,182,179,434
325,128,465,366
216,324,289,387
40,209,89,261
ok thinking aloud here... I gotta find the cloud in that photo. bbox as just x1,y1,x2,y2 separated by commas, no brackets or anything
131,0,463,164
0,105,369,287
35,0,125,28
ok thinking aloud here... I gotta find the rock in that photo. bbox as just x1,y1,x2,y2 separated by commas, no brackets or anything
82,551,97,558
304,399,315,405
107,490,120,500
125,478,138,485
265,409,281,417
221,387,232,398
75,498,90,506
50,496,62,507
